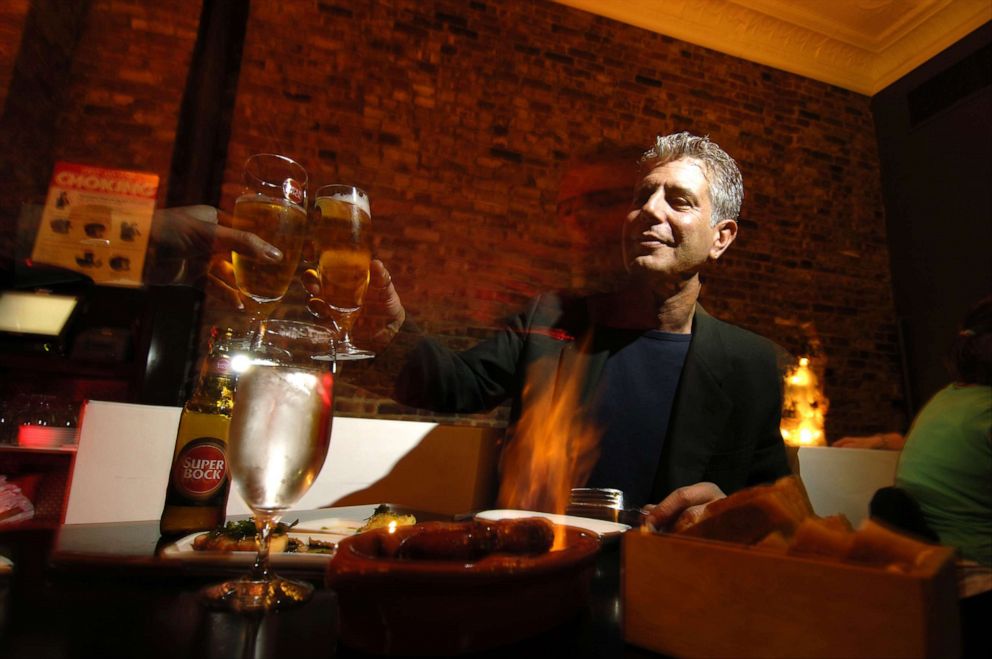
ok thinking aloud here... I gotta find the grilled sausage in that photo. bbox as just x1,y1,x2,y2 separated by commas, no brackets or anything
488,518,555,554
395,522,496,561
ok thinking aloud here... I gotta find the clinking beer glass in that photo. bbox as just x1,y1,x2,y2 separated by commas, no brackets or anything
229,154,309,326
304,184,375,360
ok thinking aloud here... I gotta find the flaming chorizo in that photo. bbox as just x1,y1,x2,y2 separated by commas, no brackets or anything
395,521,495,560
488,518,555,554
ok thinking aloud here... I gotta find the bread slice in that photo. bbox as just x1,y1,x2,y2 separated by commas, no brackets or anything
787,515,856,560
675,476,814,545
845,519,938,571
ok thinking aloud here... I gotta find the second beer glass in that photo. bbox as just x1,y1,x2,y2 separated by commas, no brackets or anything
309,184,374,360
230,154,308,321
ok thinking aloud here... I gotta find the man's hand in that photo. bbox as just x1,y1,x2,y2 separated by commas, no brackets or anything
302,259,406,353
643,482,725,531
150,205,282,308
359,259,406,352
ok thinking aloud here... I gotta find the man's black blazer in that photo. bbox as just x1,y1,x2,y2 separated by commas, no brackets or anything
396,292,791,500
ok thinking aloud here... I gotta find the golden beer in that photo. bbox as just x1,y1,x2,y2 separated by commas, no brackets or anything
231,195,307,302
313,195,372,333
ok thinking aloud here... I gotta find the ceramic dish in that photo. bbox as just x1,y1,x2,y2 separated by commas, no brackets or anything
326,520,602,655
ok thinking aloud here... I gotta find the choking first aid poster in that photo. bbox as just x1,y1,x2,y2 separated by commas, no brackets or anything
31,162,158,287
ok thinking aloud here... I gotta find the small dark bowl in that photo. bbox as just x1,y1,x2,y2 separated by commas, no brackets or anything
325,523,601,655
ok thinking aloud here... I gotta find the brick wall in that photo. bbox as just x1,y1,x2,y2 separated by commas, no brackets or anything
0,0,30,115
217,0,905,438
50,0,201,199
0,0,907,440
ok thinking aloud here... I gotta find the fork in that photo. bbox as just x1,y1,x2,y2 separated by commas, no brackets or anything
565,488,649,526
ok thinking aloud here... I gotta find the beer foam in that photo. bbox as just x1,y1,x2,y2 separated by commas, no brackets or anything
322,189,370,216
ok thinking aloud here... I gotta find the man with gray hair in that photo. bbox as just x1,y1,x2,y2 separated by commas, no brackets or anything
365,131,790,526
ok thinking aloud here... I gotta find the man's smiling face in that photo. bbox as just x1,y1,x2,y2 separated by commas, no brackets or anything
622,158,736,282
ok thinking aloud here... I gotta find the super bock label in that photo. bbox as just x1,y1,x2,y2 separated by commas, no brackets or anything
172,438,228,500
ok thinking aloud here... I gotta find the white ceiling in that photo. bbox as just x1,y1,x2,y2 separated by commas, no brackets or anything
553,0,991,95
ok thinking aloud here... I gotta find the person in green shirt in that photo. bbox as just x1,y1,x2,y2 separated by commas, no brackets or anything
895,297,991,568
877,296,991,659
896,383,991,566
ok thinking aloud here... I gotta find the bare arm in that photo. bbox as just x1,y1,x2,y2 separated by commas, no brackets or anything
833,432,905,450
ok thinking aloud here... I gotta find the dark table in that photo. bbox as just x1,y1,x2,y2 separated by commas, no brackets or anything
0,509,662,659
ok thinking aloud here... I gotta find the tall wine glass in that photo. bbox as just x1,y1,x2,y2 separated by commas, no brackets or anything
200,320,335,612
230,154,309,326
306,184,375,360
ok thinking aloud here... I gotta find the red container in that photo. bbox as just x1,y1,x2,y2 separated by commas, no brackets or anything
326,522,601,655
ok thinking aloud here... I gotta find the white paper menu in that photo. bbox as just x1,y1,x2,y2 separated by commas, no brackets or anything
30,162,158,287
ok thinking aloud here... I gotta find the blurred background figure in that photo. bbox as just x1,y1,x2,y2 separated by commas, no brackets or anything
866,295,991,658
891,295,991,564
556,143,642,295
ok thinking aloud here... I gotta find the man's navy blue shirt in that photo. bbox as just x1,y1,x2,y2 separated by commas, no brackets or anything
584,328,691,508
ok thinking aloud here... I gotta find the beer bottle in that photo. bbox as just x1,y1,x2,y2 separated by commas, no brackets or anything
159,327,241,536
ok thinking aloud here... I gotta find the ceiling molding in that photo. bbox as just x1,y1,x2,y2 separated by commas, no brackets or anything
553,0,992,95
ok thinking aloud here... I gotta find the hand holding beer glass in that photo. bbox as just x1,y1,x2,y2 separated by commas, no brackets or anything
230,154,308,322
201,320,335,612
305,184,375,360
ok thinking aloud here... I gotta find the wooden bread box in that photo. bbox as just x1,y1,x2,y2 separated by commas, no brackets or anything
622,529,961,658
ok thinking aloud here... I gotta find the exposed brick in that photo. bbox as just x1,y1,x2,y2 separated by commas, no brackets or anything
0,0,907,439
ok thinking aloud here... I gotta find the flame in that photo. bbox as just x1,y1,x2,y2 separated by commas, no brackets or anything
387,520,397,534
496,354,602,549
780,356,828,447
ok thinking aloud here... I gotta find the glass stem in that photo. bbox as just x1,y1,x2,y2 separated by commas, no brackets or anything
250,513,278,582
330,309,356,348
244,297,278,332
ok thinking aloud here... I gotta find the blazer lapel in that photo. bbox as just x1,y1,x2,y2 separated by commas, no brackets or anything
651,306,734,500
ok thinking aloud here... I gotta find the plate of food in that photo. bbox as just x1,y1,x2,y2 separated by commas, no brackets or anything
474,509,631,538
159,505,421,568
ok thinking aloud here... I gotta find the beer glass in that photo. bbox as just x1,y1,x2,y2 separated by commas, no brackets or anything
200,320,335,612
230,154,309,321
306,184,374,360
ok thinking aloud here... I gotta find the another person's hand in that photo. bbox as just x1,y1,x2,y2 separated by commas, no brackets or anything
643,482,725,532
833,432,905,450
153,205,282,261
150,205,282,308
205,256,244,310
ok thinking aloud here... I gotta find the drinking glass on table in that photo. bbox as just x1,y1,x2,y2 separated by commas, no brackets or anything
200,319,335,612
305,184,375,360
230,154,309,324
